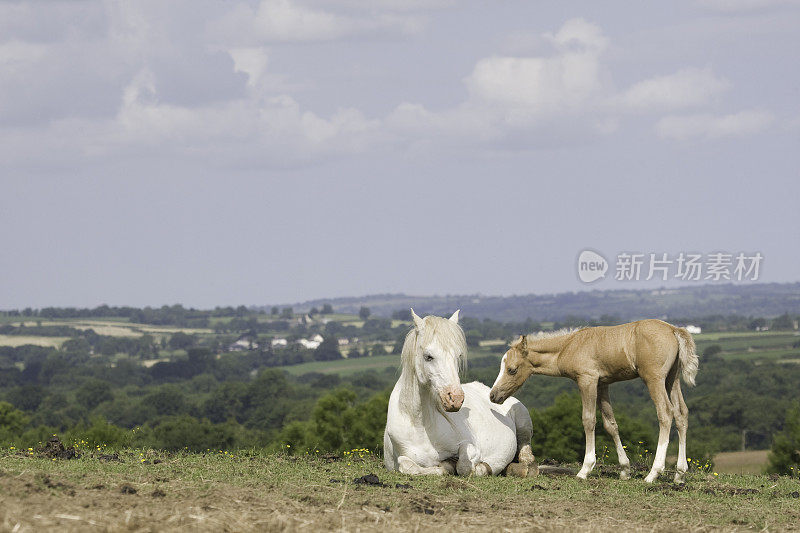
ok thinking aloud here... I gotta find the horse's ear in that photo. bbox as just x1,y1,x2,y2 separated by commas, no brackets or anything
448,309,460,324
518,334,527,349
410,308,424,330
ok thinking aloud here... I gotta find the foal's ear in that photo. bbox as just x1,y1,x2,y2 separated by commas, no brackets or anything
410,308,424,330
448,309,460,324
518,335,527,349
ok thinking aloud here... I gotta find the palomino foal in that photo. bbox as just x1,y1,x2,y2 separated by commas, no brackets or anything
490,319,698,483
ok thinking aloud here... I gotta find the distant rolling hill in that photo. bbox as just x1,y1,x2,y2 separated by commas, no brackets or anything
266,282,800,322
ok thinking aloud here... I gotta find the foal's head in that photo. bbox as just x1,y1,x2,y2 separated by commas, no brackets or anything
489,335,534,404
403,309,466,412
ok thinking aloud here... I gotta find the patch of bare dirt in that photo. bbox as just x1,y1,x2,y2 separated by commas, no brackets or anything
701,486,759,496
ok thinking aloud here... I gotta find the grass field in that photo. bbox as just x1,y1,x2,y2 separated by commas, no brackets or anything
1,448,798,532
0,334,69,348
280,354,401,376
6,319,213,338
713,450,770,475
275,331,800,377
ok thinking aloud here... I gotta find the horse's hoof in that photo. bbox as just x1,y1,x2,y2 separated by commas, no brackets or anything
474,462,493,476
619,471,631,480
576,472,588,480
518,446,536,466
673,473,685,484
506,463,529,477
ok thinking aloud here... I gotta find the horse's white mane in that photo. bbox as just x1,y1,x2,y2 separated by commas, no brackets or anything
401,315,468,375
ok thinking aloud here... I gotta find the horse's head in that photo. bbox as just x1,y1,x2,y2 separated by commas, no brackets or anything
406,308,466,412
489,334,534,404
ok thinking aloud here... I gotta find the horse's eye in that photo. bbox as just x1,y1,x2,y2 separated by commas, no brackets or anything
508,367,517,375
424,354,434,362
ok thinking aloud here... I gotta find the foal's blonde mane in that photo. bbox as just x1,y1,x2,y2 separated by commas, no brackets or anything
401,315,468,375
511,328,583,347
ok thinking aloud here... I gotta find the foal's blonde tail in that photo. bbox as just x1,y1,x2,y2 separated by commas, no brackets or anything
674,328,699,386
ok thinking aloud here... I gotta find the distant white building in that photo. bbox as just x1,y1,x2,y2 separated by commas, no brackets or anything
296,338,321,349
271,338,288,348
684,325,702,334
310,334,324,343
229,338,258,351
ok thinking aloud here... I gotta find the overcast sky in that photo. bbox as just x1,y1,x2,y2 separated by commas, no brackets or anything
1,0,799,309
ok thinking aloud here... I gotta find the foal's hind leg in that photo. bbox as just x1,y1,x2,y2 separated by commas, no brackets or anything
598,382,631,480
576,377,598,480
644,378,674,483
671,379,689,483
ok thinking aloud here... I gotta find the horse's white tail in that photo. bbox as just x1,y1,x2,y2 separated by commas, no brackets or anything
674,328,699,386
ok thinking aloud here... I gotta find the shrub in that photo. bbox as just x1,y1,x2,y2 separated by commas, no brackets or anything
767,403,800,476
65,416,131,448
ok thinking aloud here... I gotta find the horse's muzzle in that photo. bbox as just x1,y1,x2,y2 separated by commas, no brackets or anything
440,385,464,412
489,388,505,404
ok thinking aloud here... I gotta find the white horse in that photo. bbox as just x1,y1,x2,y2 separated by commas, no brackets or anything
384,309,536,476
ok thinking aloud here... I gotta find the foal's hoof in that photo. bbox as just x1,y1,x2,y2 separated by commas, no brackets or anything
619,470,631,480
644,473,659,483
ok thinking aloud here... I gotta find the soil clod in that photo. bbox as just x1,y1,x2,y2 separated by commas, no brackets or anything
411,497,435,515
353,473,386,487
120,484,138,494
38,436,80,460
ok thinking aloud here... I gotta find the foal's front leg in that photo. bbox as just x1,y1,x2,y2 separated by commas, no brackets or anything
576,377,598,480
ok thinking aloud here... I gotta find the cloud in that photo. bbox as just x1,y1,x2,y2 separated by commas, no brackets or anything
229,47,270,88
307,0,456,11
617,67,730,111
655,109,774,140
696,0,800,12
213,0,423,44
0,10,779,169
543,17,609,52
464,19,608,114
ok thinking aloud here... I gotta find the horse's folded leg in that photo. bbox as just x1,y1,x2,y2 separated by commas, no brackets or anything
397,456,420,474
456,443,480,476
398,455,448,475
439,458,457,475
